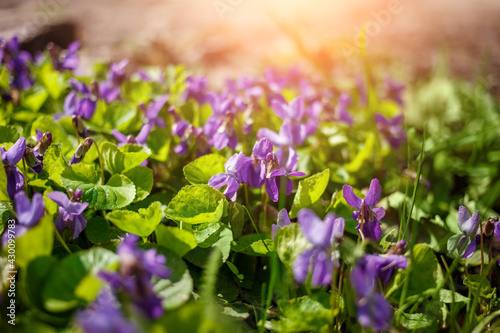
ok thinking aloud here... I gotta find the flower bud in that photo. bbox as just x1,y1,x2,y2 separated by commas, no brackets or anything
70,138,93,165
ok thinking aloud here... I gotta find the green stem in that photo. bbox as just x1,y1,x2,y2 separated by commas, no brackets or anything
242,205,271,253
0,200,17,217
54,227,72,254
72,118,81,143
91,138,105,184
330,266,339,332
22,158,28,193
479,222,484,275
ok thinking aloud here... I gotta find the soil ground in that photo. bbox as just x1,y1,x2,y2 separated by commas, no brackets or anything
1,0,500,89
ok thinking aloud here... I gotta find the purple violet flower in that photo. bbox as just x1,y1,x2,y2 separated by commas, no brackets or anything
257,120,307,148
350,256,393,332
47,190,89,239
1,37,34,91
143,95,169,128
64,78,97,119
265,148,305,202
1,137,26,198
97,59,128,103
343,179,386,241
72,115,88,139
23,147,43,174
2,191,45,246
209,151,246,201
448,206,481,259
34,130,53,156
293,209,345,287
334,93,353,125
385,77,405,106
203,92,238,150
70,138,93,165
98,234,171,319
358,253,408,286
374,113,407,149
241,138,274,189
170,108,210,156
76,288,140,333
271,208,292,241
184,75,208,104
48,41,80,71
113,124,151,148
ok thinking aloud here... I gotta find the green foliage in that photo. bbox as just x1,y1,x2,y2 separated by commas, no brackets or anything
389,244,444,302
290,169,330,218
183,154,227,185
156,224,198,256
124,165,154,202
106,201,162,237
42,247,118,312
101,142,150,174
165,185,228,224
60,163,136,210
13,214,54,268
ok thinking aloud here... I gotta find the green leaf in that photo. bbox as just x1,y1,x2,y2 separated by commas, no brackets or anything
37,62,65,99
86,216,122,244
181,222,224,247
389,244,444,302
42,247,118,312
273,294,332,332
224,202,245,240
438,289,470,304
275,223,310,271
0,125,22,144
290,169,330,218
231,233,273,256
399,313,436,330
147,127,171,162
156,224,198,256
124,166,154,202
22,256,58,312
184,228,232,267
183,154,226,185
344,133,376,173
106,201,162,237
60,164,136,210
101,142,150,174
463,275,496,299
13,214,54,269
165,185,228,224
31,116,75,154
0,67,9,90
447,233,465,255
21,86,49,112
102,103,137,131
0,166,10,201
43,143,67,188
149,245,193,310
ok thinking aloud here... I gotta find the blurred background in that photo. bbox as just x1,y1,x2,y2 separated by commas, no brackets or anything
1,0,500,91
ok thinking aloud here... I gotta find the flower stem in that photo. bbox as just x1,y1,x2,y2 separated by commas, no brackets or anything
0,200,17,218
22,158,28,193
330,266,339,332
91,138,105,184
54,227,72,254
72,119,81,143
479,222,484,275
242,205,270,253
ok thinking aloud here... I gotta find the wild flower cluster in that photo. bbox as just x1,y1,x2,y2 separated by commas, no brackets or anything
0,36,499,333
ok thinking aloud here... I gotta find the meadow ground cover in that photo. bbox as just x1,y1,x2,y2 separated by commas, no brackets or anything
0,36,499,332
